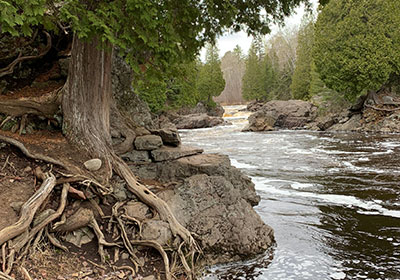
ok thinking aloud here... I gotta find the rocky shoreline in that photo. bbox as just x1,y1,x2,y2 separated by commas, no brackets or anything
242,97,400,134
112,55,274,267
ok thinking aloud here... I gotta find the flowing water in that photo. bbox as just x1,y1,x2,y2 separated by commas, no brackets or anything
179,105,400,280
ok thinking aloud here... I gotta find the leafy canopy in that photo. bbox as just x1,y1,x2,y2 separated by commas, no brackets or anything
1,0,310,73
313,0,400,100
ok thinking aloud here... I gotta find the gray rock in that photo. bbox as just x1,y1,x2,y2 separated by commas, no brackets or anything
134,127,151,136
244,100,318,132
150,128,181,146
158,174,274,265
124,201,152,221
112,51,155,129
242,111,276,132
131,153,260,206
382,95,396,105
134,135,163,151
173,113,225,129
84,158,102,171
245,100,264,112
151,146,203,162
113,182,128,201
141,220,173,246
328,114,363,132
177,102,225,117
121,150,151,163
64,227,94,248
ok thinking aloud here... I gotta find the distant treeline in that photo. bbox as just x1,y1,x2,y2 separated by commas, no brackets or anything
136,0,400,112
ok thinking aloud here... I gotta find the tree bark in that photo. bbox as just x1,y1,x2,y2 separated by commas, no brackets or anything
62,35,112,157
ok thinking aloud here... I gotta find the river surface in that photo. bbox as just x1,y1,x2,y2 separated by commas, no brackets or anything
179,105,400,280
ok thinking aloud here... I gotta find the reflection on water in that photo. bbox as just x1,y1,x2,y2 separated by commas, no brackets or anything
181,106,400,280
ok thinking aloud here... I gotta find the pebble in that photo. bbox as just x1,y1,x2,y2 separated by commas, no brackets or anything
84,158,102,171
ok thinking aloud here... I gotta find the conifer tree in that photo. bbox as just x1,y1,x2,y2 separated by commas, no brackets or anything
197,44,225,106
313,0,400,101
291,15,315,100
242,37,266,101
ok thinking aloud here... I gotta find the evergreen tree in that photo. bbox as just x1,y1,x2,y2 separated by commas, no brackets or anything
166,60,200,109
233,45,245,61
313,0,400,101
263,51,278,100
242,37,266,101
290,15,315,100
135,59,200,112
197,44,225,106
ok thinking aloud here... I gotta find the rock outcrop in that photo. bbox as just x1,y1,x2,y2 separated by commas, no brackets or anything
173,113,225,129
177,102,225,117
112,51,155,129
160,102,226,129
127,152,272,264
131,153,260,207
159,174,273,264
243,100,317,132
109,52,274,266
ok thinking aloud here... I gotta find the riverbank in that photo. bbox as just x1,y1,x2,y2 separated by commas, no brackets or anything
180,107,400,279
242,97,400,134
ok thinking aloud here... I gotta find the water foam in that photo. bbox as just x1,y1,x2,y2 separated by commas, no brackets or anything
230,159,258,169
253,177,400,219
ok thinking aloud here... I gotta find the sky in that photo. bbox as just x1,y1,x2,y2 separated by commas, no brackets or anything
201,0,319,60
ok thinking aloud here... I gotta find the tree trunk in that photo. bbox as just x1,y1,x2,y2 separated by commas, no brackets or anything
62,35,112,157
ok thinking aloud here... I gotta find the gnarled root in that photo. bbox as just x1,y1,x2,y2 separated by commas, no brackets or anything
0,173,56,246
0,134,200,278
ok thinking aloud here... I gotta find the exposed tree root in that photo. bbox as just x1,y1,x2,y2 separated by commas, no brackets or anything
0,174,56,245
113,156,196,245
0,271,14,280
0,132,200,279
0,134,66,169
0,87,63,118
130,240,171,280
364,104,400,112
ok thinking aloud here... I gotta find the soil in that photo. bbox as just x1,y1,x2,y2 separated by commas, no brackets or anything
0,139,165,280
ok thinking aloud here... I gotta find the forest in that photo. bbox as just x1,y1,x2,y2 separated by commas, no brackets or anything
0,0,399,279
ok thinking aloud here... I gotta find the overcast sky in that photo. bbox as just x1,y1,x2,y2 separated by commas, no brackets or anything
201,0,319,60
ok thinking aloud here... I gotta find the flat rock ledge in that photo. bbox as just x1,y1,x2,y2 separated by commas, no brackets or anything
151,146,203,162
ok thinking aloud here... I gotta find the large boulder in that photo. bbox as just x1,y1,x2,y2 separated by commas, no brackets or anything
134,135,163,151
173,113,225,129
150,128,181,146
158,174,274,264
112,51,155,129
245,100,265,112
243,100,317,131
131,153,260,206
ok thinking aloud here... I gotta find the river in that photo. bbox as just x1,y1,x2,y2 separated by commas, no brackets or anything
179,105,400,280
